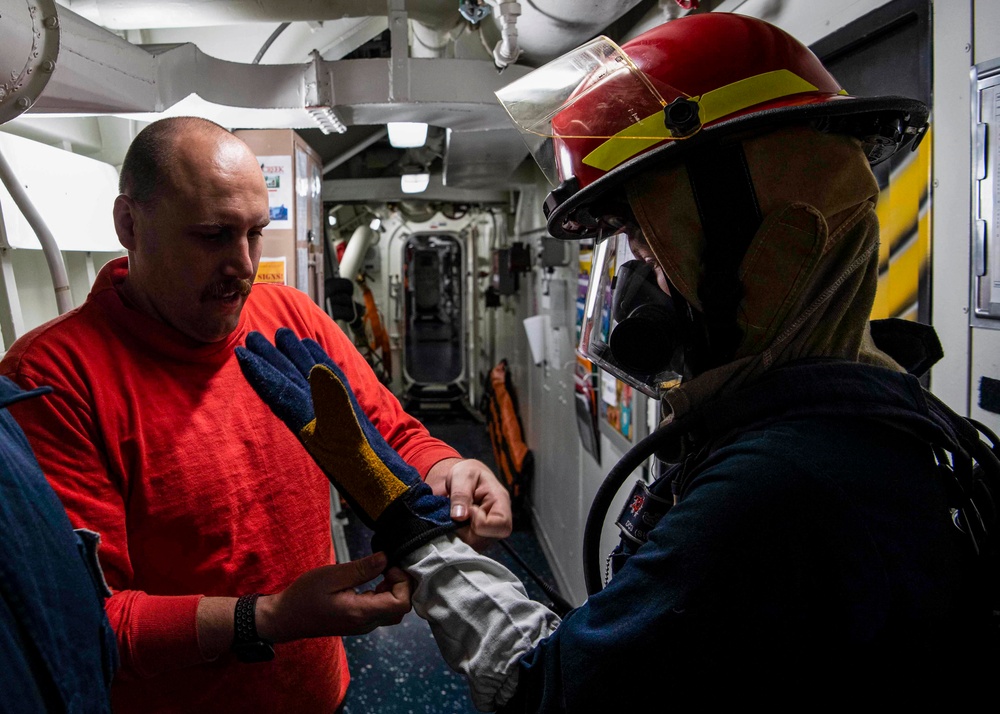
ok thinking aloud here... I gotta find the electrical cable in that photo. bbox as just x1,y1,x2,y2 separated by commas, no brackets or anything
253,22,291,64
476,22,493,56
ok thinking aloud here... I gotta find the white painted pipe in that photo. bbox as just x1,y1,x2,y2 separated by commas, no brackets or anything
489,1,521,70
0,148,73,314
411,15,467,59
340,225,379,280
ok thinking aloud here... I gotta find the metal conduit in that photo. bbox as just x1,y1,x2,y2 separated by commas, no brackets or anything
0,148,73,314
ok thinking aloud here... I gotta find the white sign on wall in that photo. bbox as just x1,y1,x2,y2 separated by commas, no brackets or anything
257,154,292,229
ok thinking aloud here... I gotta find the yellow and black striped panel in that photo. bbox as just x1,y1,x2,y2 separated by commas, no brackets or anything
871,126,932,322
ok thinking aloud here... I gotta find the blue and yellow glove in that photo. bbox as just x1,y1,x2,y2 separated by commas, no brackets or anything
235,328,457,561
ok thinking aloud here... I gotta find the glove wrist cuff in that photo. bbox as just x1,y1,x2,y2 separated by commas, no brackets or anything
370,493,459,562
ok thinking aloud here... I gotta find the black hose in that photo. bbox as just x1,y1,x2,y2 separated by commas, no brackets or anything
497,539,574,617
582,419,687,596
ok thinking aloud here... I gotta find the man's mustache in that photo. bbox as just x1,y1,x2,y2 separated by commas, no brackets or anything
203,279,253,300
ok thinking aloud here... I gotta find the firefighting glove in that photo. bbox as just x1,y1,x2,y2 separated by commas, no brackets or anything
235,328,457,561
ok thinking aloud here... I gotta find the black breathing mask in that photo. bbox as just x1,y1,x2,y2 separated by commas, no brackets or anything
609,259,680,376
578,234,684,397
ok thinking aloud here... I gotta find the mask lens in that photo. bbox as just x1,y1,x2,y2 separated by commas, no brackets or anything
578,234,683,397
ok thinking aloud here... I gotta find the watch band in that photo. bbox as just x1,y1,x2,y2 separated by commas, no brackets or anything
232,593,275,663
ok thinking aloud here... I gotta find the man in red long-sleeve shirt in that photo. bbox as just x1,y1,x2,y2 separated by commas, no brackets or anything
0,116,512,713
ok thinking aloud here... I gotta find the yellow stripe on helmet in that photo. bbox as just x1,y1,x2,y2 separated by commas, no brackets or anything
582,69,823,172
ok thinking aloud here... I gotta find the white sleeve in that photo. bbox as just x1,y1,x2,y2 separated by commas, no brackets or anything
400,535,563,712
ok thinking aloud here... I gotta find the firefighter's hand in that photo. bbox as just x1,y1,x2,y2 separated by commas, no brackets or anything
425,458,513,550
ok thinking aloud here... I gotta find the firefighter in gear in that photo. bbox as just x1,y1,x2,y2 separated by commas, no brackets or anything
240,13,997,712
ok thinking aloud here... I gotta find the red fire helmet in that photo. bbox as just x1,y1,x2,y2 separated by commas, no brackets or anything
495,13,928,239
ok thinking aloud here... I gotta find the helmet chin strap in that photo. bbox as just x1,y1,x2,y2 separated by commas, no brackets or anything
684,141,764,372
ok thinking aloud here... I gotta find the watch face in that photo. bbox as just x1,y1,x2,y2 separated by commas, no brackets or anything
233,640,275,663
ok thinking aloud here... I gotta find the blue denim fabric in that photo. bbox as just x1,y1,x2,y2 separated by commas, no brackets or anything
0,376,116,713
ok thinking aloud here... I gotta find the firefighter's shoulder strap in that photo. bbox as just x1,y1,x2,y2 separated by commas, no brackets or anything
482,359,533,506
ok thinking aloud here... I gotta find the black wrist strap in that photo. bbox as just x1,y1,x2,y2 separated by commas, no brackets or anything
232,593,274,662
234,593,263,643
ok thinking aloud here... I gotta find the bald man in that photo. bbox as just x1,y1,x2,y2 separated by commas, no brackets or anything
0,117,511,713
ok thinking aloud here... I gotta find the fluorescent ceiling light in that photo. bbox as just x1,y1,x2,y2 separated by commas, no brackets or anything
387,122,428,148
400,172,431,194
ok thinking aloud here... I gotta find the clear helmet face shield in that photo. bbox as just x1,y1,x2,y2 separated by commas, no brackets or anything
579,233,685,398
493,36,698,188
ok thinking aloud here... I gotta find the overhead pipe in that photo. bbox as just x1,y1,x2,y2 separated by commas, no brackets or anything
3,3,527,133
0,148,73,314
59,0,647,64
340,225,380,281
0,0,61,125
1,1,651,130
252,22,291,64
60,0,463,31
411,16,468,59
487,1,522,70
501,0,646,65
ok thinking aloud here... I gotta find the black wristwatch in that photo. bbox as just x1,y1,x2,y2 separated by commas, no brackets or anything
231,593,275,663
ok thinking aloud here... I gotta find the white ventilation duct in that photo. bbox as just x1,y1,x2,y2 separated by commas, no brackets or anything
2,2,530,135
0,0,61,125
56,0,647,64
6,0,652,189
58,0,463,31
